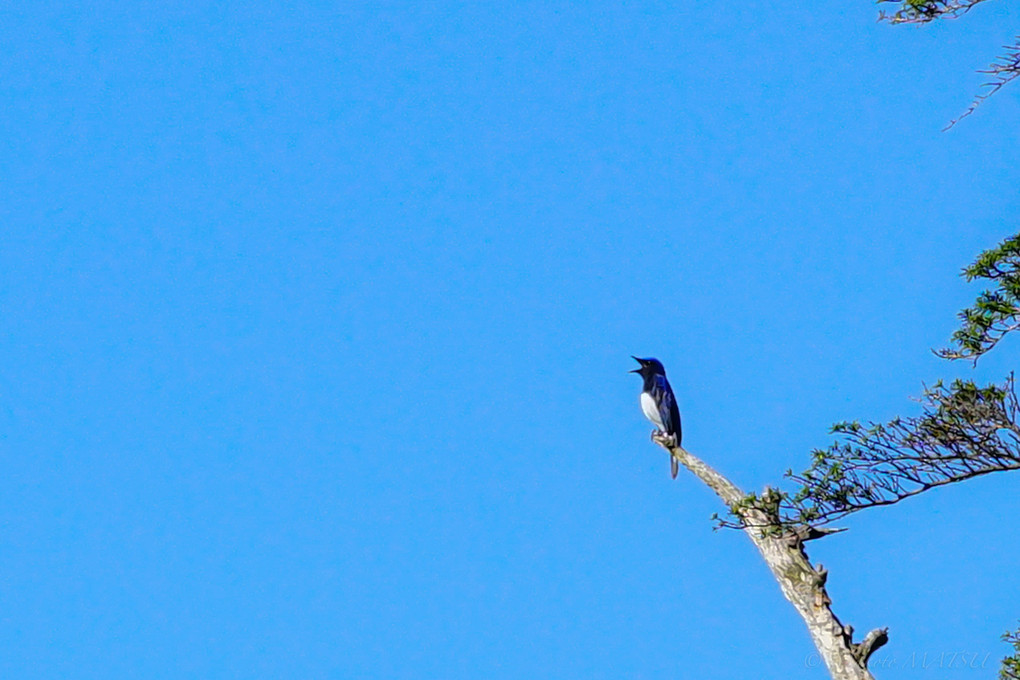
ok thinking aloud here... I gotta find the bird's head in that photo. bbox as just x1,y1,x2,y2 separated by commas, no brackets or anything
630,356,666,377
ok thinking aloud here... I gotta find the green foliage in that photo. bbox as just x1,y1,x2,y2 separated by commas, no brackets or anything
1002,625,1020,680
876,0,988,24
717,377,1020,530
722,487,787,537
940,234,1020,360
717,234,1020,532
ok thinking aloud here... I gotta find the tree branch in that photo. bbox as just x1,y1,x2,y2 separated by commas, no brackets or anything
938,234,1020,361
876,0,989,25
944,37,1020,129
1002,624,1020,680
874,2,1020,127
877,0,987,23
853,628,890,667
717,376,1020,530
657,435,884,680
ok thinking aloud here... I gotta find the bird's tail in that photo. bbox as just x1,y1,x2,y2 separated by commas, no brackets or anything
670,454,679,480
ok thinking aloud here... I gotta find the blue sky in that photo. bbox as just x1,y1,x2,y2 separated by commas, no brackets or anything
2,2,1019,678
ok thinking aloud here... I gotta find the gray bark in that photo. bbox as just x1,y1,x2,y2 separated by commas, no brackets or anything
657,435,887,680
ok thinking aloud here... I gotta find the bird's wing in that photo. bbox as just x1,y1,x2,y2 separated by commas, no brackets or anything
655,376,681,442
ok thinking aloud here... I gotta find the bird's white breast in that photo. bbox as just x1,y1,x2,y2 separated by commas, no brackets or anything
640,392,665,429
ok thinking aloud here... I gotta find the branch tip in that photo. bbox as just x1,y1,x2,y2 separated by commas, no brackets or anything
853,627,890,668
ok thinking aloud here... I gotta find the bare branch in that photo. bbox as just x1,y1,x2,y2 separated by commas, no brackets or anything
853,628,890,667
944,37,1020,129
656,437,884,679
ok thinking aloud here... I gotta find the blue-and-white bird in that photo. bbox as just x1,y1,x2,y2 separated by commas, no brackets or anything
631,356,682,479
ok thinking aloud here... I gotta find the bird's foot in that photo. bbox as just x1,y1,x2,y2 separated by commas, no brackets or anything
651,430,678,448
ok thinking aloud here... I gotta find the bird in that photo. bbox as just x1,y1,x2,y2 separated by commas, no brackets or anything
631,356,682,479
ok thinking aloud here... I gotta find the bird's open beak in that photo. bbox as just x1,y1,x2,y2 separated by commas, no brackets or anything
630,356,644,373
